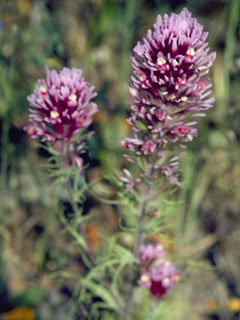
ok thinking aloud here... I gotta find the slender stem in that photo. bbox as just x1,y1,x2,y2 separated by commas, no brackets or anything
65,177,96,266
149,300,159,320
121,175,153,320
58,142,96,266
121,202,148,320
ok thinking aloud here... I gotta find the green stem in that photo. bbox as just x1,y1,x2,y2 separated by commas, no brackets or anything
121,198,149,320
57,143,96,266
121,165,153,320
65,177,96,266
65,173,125,314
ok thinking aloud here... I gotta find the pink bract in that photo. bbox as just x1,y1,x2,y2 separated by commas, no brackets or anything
25,66,98,174
25,66,97,143
122,8,215,183
139,243,179,299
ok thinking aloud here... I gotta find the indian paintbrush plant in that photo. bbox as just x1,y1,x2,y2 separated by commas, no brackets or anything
24,7,215,320
120,7,215,319
25,66,98,265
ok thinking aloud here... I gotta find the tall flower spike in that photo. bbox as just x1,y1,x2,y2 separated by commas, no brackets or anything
122,8,216,184
25,66,98,173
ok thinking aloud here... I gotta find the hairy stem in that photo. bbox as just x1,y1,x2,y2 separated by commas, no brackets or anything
58,143,96,266
65,178,96,265
121,178,152,320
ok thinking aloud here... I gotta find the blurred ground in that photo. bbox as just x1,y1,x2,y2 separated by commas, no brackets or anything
0,0,240,319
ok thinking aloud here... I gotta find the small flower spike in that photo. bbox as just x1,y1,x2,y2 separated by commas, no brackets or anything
25,66,98,173
139,243,179,299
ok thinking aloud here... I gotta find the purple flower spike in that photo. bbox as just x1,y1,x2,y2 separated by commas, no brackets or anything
25,66,98,173
123,8,215,183
25,66,97,142
139,243,179,300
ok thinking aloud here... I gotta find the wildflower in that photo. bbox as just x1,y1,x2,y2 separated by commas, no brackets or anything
122,8,215,183
139,243,179,299
25,66,98,173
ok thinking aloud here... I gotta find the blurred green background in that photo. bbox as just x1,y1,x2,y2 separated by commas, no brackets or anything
0,0,240,319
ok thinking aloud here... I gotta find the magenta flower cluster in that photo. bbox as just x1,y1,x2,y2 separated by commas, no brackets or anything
139,243,179,300
122,8,215,182
26,66,97,142
25,66,97,172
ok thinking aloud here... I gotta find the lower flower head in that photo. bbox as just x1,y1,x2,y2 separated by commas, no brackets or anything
139,243,179,299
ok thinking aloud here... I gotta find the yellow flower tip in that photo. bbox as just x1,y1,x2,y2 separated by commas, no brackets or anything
185,47,196,60
172,59,178,67
140,274,150,282
69,94,77,101
157,57,167,66
162,277,170,286
50,110,59,119
39,86,47,94
181,96,188,102
186,48,196,56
